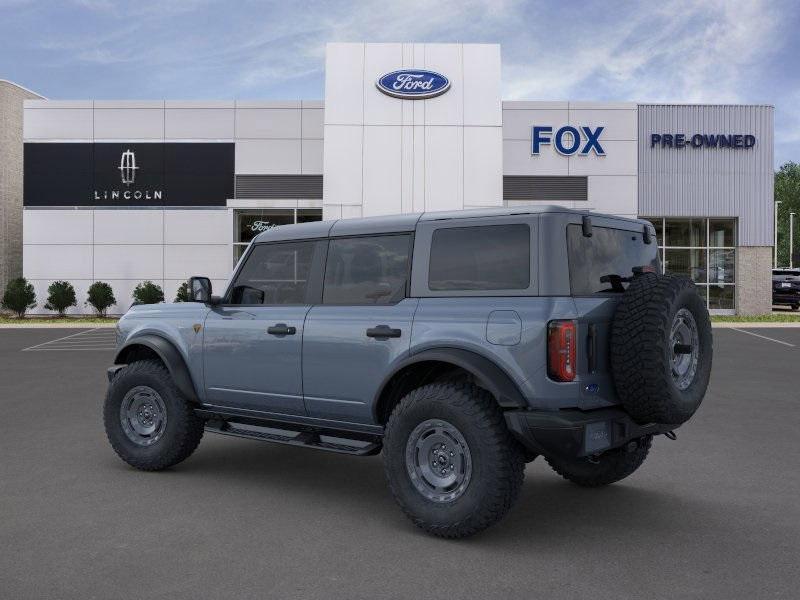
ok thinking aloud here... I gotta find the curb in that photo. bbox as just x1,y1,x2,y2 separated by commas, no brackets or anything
0,323,118,329
712,322,800,328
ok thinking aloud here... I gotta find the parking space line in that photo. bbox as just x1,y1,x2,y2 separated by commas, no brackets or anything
21,328,117,352
729,328,796,347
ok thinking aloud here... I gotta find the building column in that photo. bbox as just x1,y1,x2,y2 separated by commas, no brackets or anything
736,246,772,315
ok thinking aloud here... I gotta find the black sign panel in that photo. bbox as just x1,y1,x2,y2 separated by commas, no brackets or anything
24,143,234,207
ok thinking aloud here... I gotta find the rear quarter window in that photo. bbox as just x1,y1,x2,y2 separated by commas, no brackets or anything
567,224,660,295
428,224,530,291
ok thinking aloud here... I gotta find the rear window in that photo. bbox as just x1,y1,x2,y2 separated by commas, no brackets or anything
567,224,660,295
428,224,530,291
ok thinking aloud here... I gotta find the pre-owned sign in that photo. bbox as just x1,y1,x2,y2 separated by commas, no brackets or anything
650,133,756,149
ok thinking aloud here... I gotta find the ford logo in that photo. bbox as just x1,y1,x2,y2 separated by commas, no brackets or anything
376,69,450,99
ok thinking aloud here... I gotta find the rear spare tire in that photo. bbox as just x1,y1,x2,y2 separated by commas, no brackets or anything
610,273,712,425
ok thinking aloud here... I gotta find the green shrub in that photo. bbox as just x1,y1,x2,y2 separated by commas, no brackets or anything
174,281,190,303
1,277,37,318
133,281,165,305
86,282,116,317
44,280,77,316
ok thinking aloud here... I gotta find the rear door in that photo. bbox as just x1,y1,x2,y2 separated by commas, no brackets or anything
302,233,417,424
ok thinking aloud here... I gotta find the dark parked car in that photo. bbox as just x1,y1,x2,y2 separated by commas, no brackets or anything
772,269,800,310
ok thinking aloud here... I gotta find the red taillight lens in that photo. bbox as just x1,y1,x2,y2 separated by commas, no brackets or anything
548,320,577,382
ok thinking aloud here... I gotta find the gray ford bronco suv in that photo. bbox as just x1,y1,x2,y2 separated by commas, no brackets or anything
104,206,712,538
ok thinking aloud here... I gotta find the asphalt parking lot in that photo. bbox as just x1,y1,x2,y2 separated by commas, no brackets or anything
1,327,799,599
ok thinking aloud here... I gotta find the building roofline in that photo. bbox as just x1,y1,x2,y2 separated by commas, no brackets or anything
0,79,45,99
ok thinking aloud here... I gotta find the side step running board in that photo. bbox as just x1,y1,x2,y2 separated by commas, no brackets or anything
204,420,382,456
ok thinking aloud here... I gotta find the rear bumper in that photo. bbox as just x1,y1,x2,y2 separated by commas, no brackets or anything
772,292,800,305
504,407,675,460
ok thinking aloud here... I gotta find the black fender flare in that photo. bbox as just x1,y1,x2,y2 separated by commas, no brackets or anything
373,347,528,417
114,334,199,402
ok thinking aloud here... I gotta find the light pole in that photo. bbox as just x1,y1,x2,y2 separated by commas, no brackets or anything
775,200,782,268
791,213,796,269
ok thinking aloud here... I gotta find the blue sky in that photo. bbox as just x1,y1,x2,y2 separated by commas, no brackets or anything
2,0,799,166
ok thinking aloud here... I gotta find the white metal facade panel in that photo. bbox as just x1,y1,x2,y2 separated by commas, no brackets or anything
94,245,163,280
235,108,302,139
24,244,93,280
164,244,230,280
24,107,93,140
235,139,302,174
164,210,231,245
93,210,164,245
23,210,92,244
164,108,235,139
94,108,164,140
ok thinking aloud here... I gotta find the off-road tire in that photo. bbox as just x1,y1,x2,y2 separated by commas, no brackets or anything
545,435,652,487
104,359,204,471
611,273,712,425
383,380,524,538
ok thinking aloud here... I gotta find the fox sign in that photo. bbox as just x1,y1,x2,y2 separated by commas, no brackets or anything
532,125,605,156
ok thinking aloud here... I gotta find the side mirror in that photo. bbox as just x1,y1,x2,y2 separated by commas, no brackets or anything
188,276,212,303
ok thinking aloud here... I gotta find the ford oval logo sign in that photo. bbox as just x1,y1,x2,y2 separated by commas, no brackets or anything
376,69,450,99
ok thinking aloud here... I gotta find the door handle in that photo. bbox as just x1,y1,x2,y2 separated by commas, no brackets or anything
267,323,296,336
366,325,402,339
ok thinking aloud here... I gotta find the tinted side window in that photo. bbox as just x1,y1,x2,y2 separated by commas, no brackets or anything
567,224,660,295
323,235,411,305
229,241,315,305
428,224,530,291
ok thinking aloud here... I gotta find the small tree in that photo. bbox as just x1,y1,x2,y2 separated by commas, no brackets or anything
174,281,190,302
133,281,165,305
44,280,77,317
1,277,37,318
86,282,116,317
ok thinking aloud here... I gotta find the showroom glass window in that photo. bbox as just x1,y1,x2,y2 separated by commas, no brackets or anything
642,217,736,311
233,208,322,264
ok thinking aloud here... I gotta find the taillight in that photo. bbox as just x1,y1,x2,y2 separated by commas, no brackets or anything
548,320,577,382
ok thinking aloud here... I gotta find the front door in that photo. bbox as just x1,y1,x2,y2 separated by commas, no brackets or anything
302,233,417,424
203,239,321,416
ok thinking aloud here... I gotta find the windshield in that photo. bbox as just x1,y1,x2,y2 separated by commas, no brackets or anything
567,224,660,295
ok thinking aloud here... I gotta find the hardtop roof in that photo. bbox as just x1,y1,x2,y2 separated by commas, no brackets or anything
252,205,651,243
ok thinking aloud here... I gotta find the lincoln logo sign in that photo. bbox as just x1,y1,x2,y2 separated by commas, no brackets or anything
118,149,138,185
376,70,450,99
94,148,163,202
532,125,605,156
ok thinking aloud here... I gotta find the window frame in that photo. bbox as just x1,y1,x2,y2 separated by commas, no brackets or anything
221,238,327,307
640,216,738,313
320,232,415,306
411,216,539,298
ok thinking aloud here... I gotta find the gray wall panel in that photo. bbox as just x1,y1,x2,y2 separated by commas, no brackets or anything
638,104,774,246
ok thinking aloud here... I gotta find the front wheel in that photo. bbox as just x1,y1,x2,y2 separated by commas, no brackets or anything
545,435,653,487
104,359,205,471
383,380,524,538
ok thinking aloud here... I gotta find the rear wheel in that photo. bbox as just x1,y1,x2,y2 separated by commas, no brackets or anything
545,436,652,487
383,380,524,538
104,359,204,471
792,304,799,311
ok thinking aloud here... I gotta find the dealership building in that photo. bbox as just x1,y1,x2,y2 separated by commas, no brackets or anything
1,42,774,315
